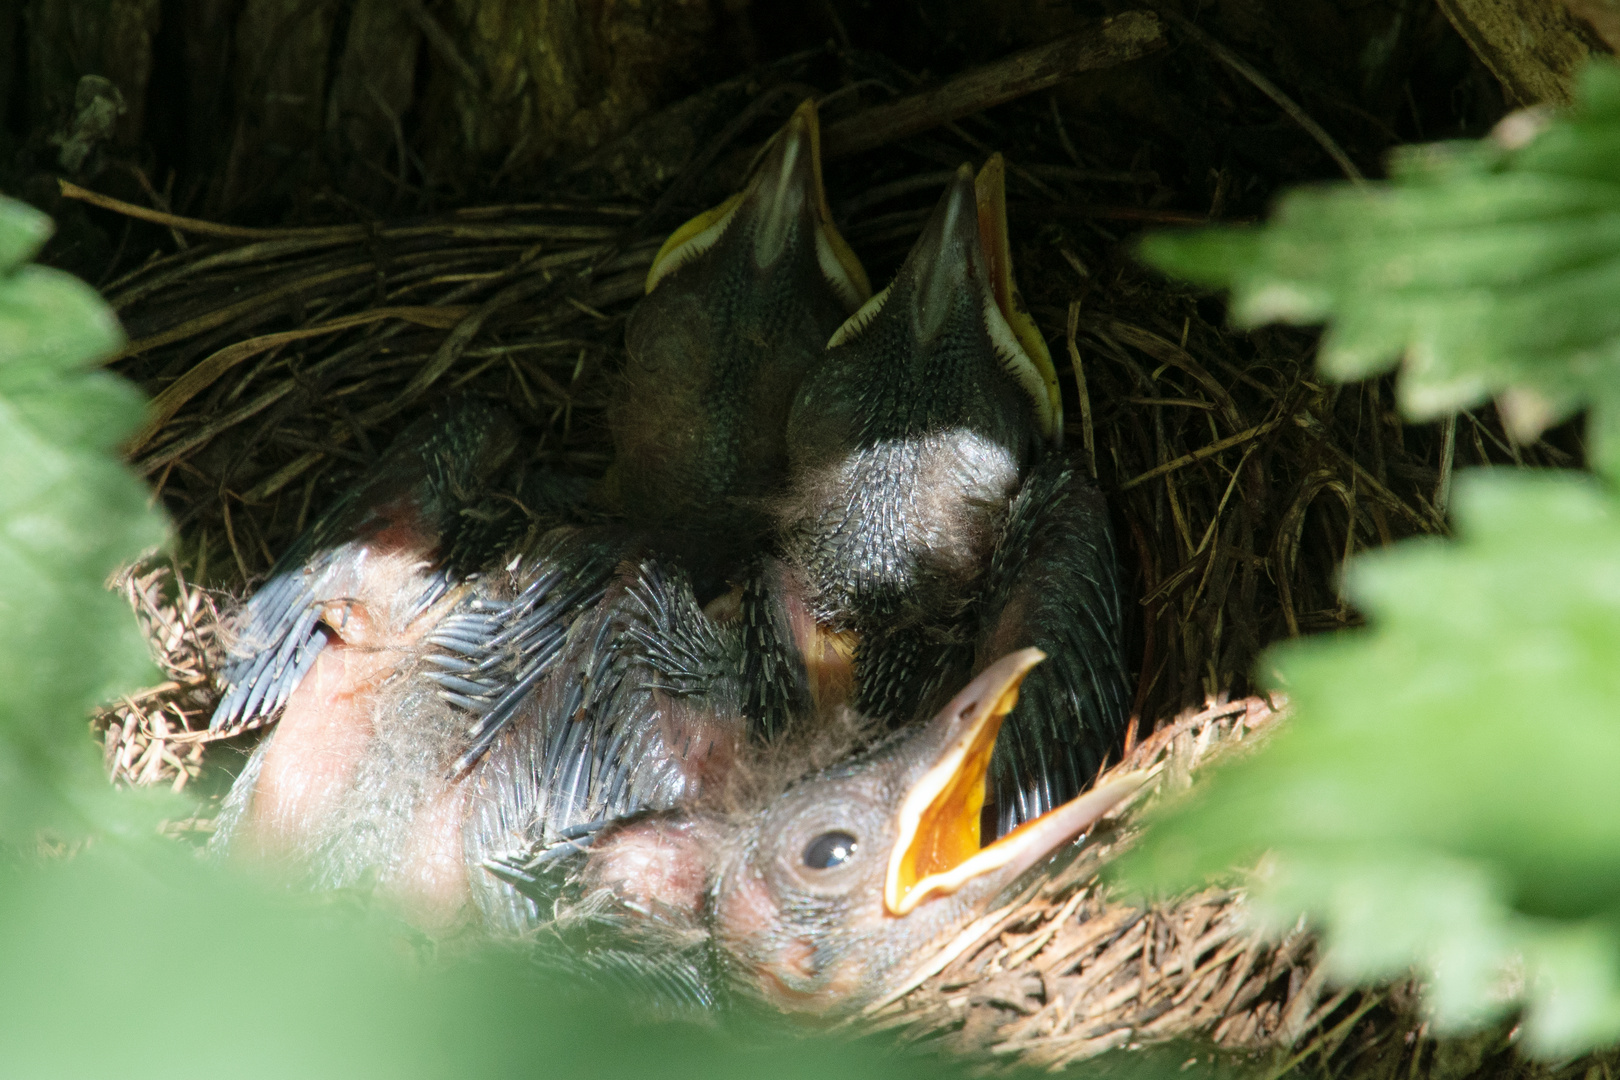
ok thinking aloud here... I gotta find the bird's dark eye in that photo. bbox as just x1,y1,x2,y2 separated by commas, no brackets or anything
803,831,858,870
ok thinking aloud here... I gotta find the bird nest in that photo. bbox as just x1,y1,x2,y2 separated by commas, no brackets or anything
76,48,1572,1075
858,695,1317,1069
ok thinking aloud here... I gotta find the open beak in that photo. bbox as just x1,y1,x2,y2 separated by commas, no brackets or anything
974,155,1063,444
883,649,1146,916
645,99,871,310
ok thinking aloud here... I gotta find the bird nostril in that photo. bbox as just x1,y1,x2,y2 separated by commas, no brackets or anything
803,831,858,870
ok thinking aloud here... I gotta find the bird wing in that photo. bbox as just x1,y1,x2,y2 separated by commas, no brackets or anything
463,559,748,929
574,559,746,826
209,399,518,733
430,527,622,775
977,454,1133,834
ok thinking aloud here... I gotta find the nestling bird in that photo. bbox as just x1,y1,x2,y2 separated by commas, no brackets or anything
208,398,528,864
778,153,1062,639
441,96,877,772
201,395,757,926
217,511,757,933
500,650,1147,1015
609,96,870,567
424,99,868,777
774,155,1129,829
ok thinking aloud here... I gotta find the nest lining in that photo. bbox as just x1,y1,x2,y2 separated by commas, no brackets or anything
861,697,1324,1071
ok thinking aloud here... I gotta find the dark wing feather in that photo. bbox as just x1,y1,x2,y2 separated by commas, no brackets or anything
581,560,745,820
623,560,742,701
463,560,747,933
852,623,970,733
738,561,813,741
978,453,1132,834
209,399,518,733
434,527,623,775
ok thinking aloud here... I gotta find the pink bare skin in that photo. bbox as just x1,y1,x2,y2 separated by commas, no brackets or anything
235,634,385,863
219,554,466,883
582,816,724,917
389,780,475,932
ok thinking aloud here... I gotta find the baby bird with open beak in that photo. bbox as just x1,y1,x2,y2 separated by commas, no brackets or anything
611,97,870,566
503,651,1146,1015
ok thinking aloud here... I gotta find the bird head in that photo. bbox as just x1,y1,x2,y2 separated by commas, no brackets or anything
708,649,1144,1014
788,156,1062,464
520,651,1144,1014
611,99,871,538
642,97,870,309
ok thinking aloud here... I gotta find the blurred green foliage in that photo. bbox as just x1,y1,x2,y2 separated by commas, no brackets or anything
1124,60,1620,1056
1122,472,1620,1053
0,195,171,844
1142,62,1620,478
1,842,986,1079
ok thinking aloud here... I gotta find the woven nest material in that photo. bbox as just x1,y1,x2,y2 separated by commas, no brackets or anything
77,72,1579,1072
860,696,1304,1070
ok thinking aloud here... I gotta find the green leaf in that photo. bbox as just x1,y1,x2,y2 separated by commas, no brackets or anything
0,195,172,844
1138,60,1620,475
0,841,1026,1080
1116,470,1620,1055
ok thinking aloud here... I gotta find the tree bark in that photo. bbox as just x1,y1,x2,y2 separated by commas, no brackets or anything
1436,0,1608,106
